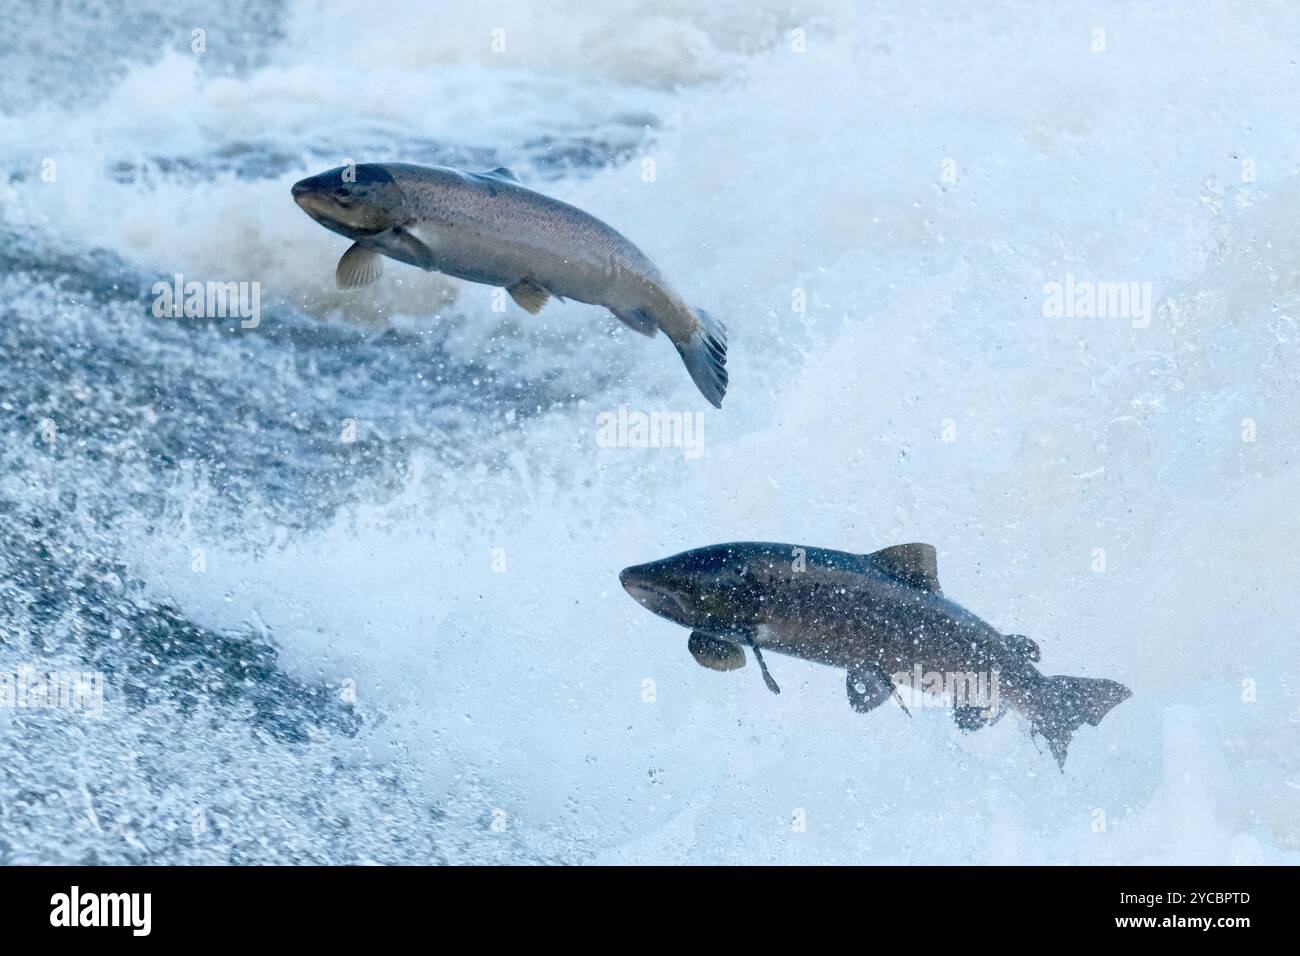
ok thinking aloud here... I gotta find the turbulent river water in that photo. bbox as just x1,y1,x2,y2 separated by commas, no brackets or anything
0,0,1297,863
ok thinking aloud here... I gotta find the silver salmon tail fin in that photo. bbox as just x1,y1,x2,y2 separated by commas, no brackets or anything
675,307,728,408
1016,670,1132,769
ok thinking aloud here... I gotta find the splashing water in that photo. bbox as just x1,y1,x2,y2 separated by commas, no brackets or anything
1,0,1297,864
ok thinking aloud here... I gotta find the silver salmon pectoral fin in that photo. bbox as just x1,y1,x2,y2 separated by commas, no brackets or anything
374,226,437,271
336,242,385,290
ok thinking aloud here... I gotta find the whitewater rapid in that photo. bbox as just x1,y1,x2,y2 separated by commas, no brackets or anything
0,0,1297,864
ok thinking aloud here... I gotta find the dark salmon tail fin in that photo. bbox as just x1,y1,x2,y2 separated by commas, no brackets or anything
675,307,728,408
1026,674,1132,769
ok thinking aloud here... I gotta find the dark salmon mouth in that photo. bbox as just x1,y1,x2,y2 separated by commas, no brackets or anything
619,567,689,620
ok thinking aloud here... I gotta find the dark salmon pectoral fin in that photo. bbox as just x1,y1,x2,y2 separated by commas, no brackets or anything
687,631,746,671
743,634,780,694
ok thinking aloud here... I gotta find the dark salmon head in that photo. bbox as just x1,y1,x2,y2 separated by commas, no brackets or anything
619,543,785,632
291,164,406,239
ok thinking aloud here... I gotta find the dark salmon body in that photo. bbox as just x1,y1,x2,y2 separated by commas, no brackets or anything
620,541,1131,767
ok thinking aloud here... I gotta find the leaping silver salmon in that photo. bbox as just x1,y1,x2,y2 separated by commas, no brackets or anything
291,162,728,407
619,541,1132,768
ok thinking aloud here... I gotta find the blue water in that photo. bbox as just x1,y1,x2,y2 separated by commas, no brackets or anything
1,0,1297,864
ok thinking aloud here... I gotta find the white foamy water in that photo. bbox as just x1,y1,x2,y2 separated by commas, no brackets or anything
1,0,1297,863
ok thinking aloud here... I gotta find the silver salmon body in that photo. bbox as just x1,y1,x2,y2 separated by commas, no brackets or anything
292,162,728,407
619,541,1131,768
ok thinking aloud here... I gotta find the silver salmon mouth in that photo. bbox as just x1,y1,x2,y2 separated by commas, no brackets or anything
291,190,390,239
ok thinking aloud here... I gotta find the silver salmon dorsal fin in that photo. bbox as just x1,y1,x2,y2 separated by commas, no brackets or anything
866,543,941,593
482,166,520,184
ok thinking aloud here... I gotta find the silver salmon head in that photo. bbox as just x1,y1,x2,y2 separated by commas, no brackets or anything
619,544,786,632
291,164,407,240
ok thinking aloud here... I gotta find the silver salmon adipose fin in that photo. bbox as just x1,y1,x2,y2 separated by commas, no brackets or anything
866,543,941,593
674,307,728,409
507,279,552,315
612,308,659,338
336,242,384,290
688,631,746,671
483,166,520,183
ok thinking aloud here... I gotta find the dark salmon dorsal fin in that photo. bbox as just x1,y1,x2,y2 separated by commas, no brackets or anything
866,543,941,593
